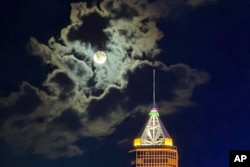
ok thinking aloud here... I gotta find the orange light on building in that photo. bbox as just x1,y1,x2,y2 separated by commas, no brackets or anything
164,138,173,146
134,138,141,147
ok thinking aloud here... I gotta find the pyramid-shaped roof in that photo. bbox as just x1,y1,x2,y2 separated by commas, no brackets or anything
134,106,173,146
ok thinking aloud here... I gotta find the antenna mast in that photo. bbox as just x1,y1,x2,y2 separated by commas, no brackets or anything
153,63,156,107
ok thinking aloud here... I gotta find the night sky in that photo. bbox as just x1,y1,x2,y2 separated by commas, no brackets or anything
0,0,250,167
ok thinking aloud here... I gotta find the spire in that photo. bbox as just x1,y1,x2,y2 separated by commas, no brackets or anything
133,66,173,147
152,61,156,107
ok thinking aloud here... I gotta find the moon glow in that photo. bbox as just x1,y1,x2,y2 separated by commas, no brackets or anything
93,51,107,64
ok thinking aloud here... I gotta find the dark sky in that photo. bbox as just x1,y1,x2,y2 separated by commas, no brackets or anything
0,0,250,167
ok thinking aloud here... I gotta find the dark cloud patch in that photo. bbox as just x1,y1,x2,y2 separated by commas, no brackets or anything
117,29,141,44
64,57,90,78
91,89,105,97
157,64,210,101
52,108,83,131
123,63,209,114
87,88,124,119
75,66,87,78
139,19,151,33
13,85,43,114
34,117,45,124
67,13,109,50
49,72,75,101
51,145,69,153
0,106,11,125
11,119,26,129
0,84,42,125
110,3,139,19
87,77,97,88
50,72,74,91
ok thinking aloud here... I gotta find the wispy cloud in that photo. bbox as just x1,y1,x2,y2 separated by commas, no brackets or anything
0,0,212,158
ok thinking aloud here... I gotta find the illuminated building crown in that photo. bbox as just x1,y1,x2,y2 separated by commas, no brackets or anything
133,68,173,147
133,106,173,147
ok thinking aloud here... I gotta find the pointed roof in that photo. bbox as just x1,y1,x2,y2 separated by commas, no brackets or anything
133,106,173,147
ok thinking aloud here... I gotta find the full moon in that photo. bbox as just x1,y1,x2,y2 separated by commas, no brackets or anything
93,51,107,64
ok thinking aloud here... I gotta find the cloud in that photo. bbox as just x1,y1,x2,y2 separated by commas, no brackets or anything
125,63,210,115
186,0,217,7
155,63,210,114
0,0,211,158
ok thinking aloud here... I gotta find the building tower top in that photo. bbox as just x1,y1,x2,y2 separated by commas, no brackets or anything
129,66,178,167
133,68,173,147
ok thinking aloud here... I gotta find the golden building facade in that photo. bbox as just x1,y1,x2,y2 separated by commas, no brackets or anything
129,107,178,167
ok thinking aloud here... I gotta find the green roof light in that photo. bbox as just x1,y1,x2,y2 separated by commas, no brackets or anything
149,111,159,116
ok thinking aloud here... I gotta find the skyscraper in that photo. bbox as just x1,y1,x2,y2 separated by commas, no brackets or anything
129,69,178,167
